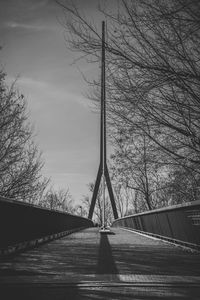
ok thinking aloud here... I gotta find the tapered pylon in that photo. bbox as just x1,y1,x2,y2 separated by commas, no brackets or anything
88,21,118,221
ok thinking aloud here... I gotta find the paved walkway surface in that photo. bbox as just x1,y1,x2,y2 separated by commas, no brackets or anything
0,227,200,299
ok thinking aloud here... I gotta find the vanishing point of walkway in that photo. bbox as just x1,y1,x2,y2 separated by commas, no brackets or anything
0,227,200,299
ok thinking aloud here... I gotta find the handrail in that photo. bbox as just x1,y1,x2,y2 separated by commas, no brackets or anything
113,200,200,221
0,196,90,222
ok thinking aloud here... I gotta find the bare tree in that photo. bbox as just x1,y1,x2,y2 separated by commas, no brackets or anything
58,0,200,209
41,188,75,212
111,130,171,212
0,69,49,202
113,183,133,217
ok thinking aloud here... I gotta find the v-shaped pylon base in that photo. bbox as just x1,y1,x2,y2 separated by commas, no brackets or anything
88,163,118,220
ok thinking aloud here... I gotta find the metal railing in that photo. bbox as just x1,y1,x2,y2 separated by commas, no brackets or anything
0,196,93,249
112,200,200,248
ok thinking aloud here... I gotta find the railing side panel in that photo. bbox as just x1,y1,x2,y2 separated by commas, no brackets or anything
112,201,200,246
0,197,93,248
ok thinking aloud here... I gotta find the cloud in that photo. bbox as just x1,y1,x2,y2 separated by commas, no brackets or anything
14,76,92,108
16,76,49,89
3,21,55,31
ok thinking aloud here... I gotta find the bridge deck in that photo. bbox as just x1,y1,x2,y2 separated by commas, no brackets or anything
1,227,200,299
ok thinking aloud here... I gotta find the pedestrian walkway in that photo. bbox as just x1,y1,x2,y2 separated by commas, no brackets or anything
1,227,200,299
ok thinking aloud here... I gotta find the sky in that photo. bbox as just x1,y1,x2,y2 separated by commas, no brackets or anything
0,0,108,203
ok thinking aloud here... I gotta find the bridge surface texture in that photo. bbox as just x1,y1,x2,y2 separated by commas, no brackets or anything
0,227,200,299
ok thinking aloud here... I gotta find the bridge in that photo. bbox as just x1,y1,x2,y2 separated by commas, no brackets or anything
1,21,200,299
0,196,200,299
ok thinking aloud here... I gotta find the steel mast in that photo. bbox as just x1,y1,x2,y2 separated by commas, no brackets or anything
88,21,118,223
